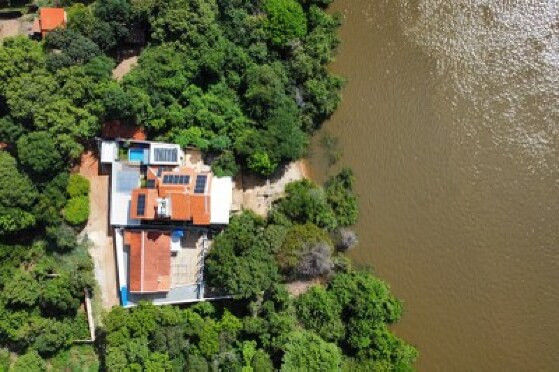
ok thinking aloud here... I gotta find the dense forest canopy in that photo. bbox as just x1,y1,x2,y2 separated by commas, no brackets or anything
0,0,417,370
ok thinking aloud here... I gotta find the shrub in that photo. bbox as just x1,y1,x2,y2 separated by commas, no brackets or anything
12,351,46,372
64,196,90,225
263,0,307,47
67,174,90,198
277,223,331,274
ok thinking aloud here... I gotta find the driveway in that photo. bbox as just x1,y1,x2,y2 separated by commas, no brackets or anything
79,151,120,310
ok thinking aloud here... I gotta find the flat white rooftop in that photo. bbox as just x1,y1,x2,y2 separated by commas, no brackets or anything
110,162,141,227
210,177,233,225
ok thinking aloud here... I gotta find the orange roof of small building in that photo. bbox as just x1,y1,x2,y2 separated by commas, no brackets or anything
126,230,171,293
39,8,66,34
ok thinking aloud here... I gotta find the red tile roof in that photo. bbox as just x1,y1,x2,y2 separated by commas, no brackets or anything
126,231,171,293
39,8,66,36
130,189,157,220
129,167,212,225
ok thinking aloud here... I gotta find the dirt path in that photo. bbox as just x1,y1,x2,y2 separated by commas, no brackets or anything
79,152,120,310
112,55,138,81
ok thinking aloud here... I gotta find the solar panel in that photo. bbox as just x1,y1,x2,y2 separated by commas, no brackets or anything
157,167,163,177
194,175,207,193
137,194,146,216
180,175,189,184
154,148,178,163
162,175,170,183
146,179,156,188
174,175,180,184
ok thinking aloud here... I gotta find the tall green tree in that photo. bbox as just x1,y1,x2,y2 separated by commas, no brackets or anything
0,152,37,235
280,330,341,372
263,0,307,47
16,131,63,176
205,212,279,298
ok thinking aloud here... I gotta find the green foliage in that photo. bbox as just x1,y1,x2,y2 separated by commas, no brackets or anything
0,152,37,235
280,330,341,371
274,179,337,230
44,29,102,70
205,212,279,298
295,285,344,342
263,0,307,47
325,168,358,227
33,320,73,357
34,172,69,226
63,196,90,225
67,174,90,197
0,116,25,145
120,0,341,175
1,270,40,308
211,151,239,177
150,0,220,50
0,349,10,372
0,37,44,96
12,351,45,372
48,345,99,372
247,151,276,176
277,223,331,273
16,131,63,176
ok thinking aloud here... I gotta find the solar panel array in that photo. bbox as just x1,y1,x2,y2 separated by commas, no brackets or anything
162,174,190,185
137,194,146,216
154,148,178,163
194,175,207,193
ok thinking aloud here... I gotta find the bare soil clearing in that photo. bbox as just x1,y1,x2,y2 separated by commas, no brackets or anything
112,55,138,81
78,151,119,310
0,19,22,40
235,160,309,216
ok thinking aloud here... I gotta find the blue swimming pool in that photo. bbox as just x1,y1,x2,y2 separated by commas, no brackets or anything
128,148,146,162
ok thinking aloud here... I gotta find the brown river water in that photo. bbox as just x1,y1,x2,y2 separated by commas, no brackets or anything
308,1,559,370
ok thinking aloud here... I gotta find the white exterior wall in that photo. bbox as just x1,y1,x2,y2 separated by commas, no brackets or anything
210,177,233,225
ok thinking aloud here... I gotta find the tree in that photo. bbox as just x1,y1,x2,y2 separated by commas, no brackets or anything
280,331,341,372
274,180,337,230
0,152,37,235
295,286,344,342
33,98,99,159
2,270,40,308
63,196,90,225
277,223,331,274
150,0,220,51
324,169,358,227
66,174,90,198
33,320,72,357
242,64,286,121
45,29,102,70
67,3,97,36
16,131,63,176
94,0,134,50
337,228,358,251
296,241,334,278
0,116,25,145
12,351,46,372
263,0,307,47
0,37,44,96
205,212,279,298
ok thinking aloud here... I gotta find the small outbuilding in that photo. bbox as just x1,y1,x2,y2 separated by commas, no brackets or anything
32,8,66,38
